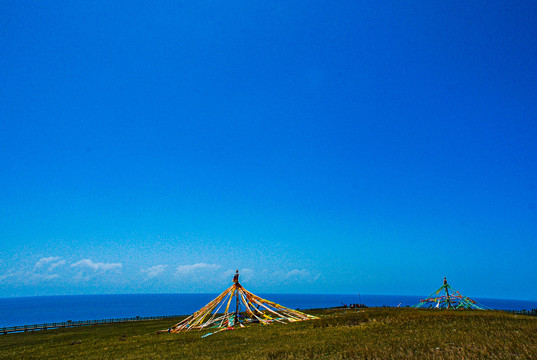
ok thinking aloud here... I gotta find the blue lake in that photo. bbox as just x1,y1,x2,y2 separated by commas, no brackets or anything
1,293,536,327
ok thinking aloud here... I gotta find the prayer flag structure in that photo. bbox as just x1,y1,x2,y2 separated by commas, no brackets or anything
164,270,318,336
413,277,488,310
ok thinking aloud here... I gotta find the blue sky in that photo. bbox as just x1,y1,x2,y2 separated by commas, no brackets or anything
1,1,536,299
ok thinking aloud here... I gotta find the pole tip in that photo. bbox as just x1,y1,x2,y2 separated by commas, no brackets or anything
233,270,239,283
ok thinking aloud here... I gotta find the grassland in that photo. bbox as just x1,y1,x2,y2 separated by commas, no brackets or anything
1,308,536,359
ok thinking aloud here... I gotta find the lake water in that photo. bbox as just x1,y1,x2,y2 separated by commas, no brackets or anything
1,293,536,328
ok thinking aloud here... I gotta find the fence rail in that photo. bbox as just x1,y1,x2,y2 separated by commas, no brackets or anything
1,314,184,335
502,309,537,316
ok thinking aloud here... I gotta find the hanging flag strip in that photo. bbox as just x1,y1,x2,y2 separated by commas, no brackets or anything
163,270,318,336
413,277,489,310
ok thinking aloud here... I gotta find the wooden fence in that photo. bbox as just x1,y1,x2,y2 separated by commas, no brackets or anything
1,314,183,335
503,309,537,316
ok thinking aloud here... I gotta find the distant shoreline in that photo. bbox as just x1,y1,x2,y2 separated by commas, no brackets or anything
1,293,536,328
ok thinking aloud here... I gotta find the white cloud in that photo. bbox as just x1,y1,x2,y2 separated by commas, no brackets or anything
0,267,60,284
176,263,220,275
70,259,122,282
284,268,321,283
0,269,17,282
24,257,67,283
71,259,122,271
34,257,65,272
286,269,308,277
240,268,254,279
49,260,66,271
30,273,59,281
141,265,167,279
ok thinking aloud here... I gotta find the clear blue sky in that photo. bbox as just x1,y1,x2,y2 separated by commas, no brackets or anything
1,1,536,299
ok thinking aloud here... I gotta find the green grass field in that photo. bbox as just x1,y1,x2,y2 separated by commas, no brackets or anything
1,308,536,359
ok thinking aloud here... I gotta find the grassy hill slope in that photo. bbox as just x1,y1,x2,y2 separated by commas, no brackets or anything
1,308,536,359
